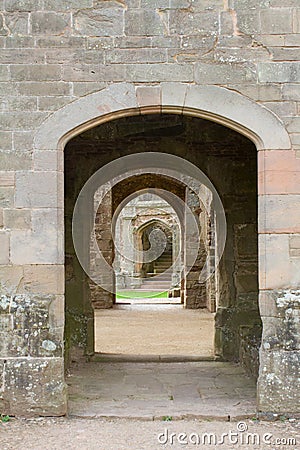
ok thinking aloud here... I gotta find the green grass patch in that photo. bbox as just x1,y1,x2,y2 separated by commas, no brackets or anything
116,290,168,299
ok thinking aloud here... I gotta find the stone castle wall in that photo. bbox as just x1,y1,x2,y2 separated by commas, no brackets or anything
0,0,299,415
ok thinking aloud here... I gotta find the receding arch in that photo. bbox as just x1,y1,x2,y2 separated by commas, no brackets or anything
32,82,296,414
34,83,291,152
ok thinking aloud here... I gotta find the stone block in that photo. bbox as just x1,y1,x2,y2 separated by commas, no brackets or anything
260,8,293,34
0,132,12,150
236,11,260,34
169,10,219,35
10,208,63,265
37,96,71,112
161,82,187,110
3,209,31,230
0,265,23,295
125,64,193,82
258,149,300,173
261,101,296,117
5,0,43,11
258,349,300,413
140,0,169,7
214,46,270,63
48,295,64,328
258,149,300,195
21,265,64,295
285,34,300,46
4,96,37,112
0,209,3,227
15,172,60,208
0,187,14,207
72,82,107,97
5,36,34,48
43,0,93,10
190,0,224,9
0,14,8,36
272,48,300,61
36,36,86,48
0,83,18,96
291,133,300,146
0,49,44,64
270,0,299,4
12,132,34,151
259,171,300,195
62,64,126,82
233,0,270,9
258,62,300,83
290,235,300,257
5,12,29,35
2,357,67,416
17,81,71,96
0,151,32,170
283,84,300,101
259,195,300,233
259,234,300,290
0,232,9,264
74,4,124,37
45,49,104,65
294,8,300,33
106,48,167,64
87,37,114,50
262,315,300,351
227,83,282,101
0,171,14,186
136,86,161,107
33,151,63,171
11,231,63,266
0,65,9,81
195,62,256,84
258,34,285,47
220,11,235,35
31,12,70,35
10,65,61,82
125,10,165,36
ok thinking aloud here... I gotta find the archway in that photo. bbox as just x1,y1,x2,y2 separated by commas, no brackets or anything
32,82,294,414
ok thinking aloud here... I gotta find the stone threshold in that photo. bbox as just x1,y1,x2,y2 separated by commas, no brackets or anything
90,353,220,363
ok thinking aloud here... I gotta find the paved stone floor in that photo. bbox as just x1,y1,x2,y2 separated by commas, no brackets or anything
70,305,256,420
94,305,214,356
67,361,257,419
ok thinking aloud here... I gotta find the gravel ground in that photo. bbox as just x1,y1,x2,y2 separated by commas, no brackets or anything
0,417,299,450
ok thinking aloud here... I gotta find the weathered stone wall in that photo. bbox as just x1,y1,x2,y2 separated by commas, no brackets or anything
0,0,299,415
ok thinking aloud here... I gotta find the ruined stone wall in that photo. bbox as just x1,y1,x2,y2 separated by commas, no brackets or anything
0,0,299,415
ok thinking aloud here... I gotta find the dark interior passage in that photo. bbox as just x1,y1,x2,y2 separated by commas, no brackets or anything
64,113,261,379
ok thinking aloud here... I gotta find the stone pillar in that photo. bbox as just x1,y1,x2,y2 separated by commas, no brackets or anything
184,187,207,309
0,170,67,416
257,149,300,413
90,188,115,309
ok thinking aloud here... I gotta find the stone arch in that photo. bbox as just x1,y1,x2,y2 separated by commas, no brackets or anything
34,82,291,152
113,189,182,294
32,82,296,414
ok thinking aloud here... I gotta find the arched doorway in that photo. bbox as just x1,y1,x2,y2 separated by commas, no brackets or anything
32,83,294,414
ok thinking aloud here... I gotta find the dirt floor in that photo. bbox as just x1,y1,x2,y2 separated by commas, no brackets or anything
1,417,299,450
94,305,214,356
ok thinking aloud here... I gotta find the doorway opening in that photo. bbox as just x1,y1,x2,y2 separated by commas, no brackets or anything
64,112,261,416
114,192,181,303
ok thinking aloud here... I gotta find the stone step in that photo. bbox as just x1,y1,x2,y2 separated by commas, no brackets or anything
140,283,172,289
